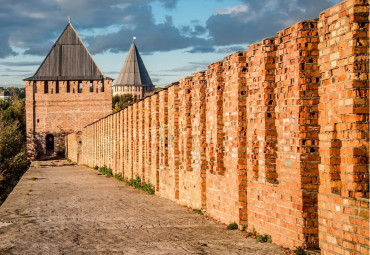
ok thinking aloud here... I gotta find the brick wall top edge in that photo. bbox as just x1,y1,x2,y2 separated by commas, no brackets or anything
193,70,207,76
248,37,277,51
80,0,348,132
321,0,368,19
23,77,114,81
81,73,187,129
223,50,247,61
319,0,349,17
113,84,154,87
207,61,223,68
164,82,179,89
276,18,319,36
261,36,277,42
158,88,169,95
180,76,194,82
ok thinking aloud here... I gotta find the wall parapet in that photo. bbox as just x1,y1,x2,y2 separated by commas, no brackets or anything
66,0,369,254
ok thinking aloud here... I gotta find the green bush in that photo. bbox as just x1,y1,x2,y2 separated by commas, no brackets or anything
0,97,29,205
98,166,112,176
125,175,155,195
114,174,124,181
295,247,308,255
256,234,272,243
192,208,204,215
227,222,238,230
112,94,137,113
94,167,155,195
128,175,142,188
141,181,155,195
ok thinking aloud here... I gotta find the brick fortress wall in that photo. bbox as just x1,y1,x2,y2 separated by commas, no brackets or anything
66,0,368,253
26,79,112,159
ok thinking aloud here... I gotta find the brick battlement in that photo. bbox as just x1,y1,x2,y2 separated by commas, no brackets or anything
65,0,369,254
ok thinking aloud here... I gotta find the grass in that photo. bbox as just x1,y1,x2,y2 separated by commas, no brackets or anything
295,247,308,255
98,166,113,177
256,233,272,243
227,222,238,230
95,166,155,195
114,174,124,181
192,208,204,215
245,228,272,243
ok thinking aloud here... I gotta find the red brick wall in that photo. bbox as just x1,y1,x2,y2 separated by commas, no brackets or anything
65,1,368,253
126,105,134,179
26,79,112,159
158,89,171,199
245,19,322,249
205,61,229,221
318,0,369,254
138,101,145,180
178,76,197,207
144,97,152,183
167,84,180,201
150,94,160,190
191,72,207,210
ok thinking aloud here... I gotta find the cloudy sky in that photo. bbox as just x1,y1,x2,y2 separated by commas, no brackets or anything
0,0,341,88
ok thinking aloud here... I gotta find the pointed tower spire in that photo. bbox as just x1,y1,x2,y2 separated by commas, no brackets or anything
115,42,153,86
25,22,110,81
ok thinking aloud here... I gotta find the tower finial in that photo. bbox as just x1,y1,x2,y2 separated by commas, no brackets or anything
133,36,136,42
68,16,71,23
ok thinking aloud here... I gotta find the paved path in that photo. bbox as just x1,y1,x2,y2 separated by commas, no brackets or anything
0,161,283,255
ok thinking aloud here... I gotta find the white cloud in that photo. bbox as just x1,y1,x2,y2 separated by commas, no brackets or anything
214,5,249,16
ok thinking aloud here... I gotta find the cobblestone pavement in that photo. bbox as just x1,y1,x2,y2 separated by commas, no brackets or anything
0,161,283,254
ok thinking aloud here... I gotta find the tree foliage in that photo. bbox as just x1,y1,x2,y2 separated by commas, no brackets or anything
0,86,25,99
112,94,137,113
0,96,29,204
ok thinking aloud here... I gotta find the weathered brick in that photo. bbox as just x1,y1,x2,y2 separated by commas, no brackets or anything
64,1,369,254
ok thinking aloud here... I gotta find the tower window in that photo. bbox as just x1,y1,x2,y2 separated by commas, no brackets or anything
78,81,82,93
67,81,70,93
90,81,93,92
101,81,104,92
56,82,60,94
44,83,48,93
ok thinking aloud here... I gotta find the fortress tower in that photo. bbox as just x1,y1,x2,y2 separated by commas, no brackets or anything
112,42,154,99
24,22,113,159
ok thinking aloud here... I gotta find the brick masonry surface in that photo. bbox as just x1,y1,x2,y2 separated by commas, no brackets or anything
26,80,112,159
65,0,369,254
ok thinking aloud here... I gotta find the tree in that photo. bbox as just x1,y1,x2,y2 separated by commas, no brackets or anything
0,86,25,99
0,97,28,204
112,94,138,113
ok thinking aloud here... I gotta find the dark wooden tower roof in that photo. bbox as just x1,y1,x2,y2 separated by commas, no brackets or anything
114,42,153,86
25,22,111,81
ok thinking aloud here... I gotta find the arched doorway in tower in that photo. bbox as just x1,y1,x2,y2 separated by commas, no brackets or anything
46,134,54,155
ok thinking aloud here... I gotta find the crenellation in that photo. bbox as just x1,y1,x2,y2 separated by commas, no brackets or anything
26,23,112,160
64,0,368,253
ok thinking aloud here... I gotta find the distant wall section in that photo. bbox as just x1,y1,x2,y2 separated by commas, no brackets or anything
66,1,369,253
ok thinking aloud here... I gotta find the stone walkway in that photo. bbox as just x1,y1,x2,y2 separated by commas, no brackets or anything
0,161,283,254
